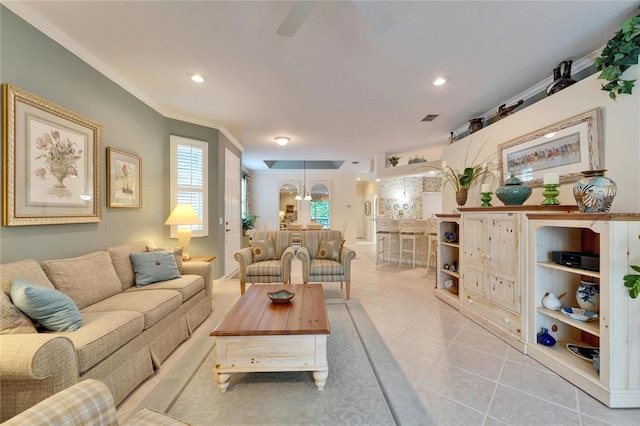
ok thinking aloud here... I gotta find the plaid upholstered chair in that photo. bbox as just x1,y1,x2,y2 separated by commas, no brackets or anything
233,231,296,295
296,230,356,299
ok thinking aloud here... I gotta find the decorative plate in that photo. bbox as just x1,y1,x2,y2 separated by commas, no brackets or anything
268,289,295,304
566,344,599,361
560,306,598,322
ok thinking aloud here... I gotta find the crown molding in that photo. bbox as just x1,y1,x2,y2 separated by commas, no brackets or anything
3,1,244,153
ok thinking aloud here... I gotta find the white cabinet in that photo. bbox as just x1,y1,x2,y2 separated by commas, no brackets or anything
435,214,461,309
527,214,640,408
461,211,525,349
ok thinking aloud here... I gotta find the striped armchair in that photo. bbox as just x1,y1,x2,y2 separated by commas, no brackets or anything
233,231,296,295
296,230,356,299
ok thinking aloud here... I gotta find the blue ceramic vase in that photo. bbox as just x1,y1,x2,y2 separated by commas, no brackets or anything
495,176,532,206
537,327,556,347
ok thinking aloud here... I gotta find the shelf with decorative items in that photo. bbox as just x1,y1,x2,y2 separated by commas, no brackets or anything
435,214,461,309
526,213,640,408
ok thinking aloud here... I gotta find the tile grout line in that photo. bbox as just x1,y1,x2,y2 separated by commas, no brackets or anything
482,344,510,425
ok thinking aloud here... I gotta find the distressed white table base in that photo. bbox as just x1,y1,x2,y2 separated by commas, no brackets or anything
214,334,328,393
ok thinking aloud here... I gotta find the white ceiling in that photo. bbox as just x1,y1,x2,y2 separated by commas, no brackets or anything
7,1,639,174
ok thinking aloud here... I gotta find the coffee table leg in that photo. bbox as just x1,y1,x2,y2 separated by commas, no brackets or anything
312,369,328,391
215,372,231,393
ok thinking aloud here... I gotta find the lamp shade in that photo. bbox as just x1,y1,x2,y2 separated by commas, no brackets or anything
164,204,202,226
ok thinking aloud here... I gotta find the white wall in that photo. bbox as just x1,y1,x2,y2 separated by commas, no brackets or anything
249,171,359,244
441,65,640,213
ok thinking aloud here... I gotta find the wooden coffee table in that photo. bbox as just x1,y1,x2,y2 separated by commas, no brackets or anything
210,283,330,393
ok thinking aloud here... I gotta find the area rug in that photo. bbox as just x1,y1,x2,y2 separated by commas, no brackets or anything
135,300,433,425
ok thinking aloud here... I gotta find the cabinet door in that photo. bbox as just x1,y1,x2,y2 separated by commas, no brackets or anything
463,215,486,297
488,215,520,313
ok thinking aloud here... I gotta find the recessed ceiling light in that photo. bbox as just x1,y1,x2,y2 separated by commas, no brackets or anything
545,132,557,138
275,136,290,146
432,77,447,86
190,74,205,83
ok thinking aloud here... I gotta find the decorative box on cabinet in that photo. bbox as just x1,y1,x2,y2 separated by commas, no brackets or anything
459,206,576,352
435,214,461,309
527,213,640,408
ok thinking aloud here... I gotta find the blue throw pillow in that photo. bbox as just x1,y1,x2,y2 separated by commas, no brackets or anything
10,277,83,332
129,251,181,287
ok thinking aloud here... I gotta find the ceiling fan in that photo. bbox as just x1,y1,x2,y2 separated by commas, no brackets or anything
277,1,395,37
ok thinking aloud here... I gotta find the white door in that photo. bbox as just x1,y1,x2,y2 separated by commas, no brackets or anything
224,149,241,277
422,192,443,218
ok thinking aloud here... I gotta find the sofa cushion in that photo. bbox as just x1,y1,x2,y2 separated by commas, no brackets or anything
11,277,83,332
317,239,343,261
124,275,204,303
107,240,154,291
0,259,55,296
63,311,145,373
147,246,183,274
41,251,122,310
0,291,37,335
247,260,282,277
130,251,181,286
250,238,277,261
81,290,182,329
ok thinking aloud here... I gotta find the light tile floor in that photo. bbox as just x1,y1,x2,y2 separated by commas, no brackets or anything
117,241,640,425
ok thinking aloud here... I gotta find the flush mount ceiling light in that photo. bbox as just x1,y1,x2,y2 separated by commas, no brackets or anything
190,74,205,83
275,136,290,146
432,77,447,86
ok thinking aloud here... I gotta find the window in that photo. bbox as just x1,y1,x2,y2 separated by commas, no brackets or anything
169,135,208,237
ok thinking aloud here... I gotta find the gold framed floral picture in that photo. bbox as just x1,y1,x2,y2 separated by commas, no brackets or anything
107,147,141,208
2,84,102,226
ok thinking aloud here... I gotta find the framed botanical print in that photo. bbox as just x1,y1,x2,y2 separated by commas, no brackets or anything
2,84,102,226
107,147,142,208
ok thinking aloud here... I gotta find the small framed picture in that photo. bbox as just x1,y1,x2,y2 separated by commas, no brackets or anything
107,147,141,208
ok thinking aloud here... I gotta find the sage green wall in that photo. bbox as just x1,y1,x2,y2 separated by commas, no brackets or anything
0,6,236,277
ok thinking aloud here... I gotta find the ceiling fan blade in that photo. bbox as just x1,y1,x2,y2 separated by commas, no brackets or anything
277,1,318,37
352,1,394,34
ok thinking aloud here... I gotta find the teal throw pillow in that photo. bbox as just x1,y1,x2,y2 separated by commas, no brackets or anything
10,276,83,332
317,239,343,261
250,239,277,261
129,251,181,287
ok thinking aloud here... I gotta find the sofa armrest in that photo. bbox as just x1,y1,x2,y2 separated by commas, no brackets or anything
2,379,116,426
233,247,254,284
280,246,296,284
1,334,79,421
182,260,214,296
296,246,311,283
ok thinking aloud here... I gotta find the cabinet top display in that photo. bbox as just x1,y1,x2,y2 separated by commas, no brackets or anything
527,212,640,221
460,205,578,213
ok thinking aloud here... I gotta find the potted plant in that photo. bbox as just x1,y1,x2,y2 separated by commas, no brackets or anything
388,155,401,167
594,8,640,100
242,213,258,235
624,265,640,298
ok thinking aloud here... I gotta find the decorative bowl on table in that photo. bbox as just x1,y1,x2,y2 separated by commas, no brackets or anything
560,306,598,322
268,289,295,304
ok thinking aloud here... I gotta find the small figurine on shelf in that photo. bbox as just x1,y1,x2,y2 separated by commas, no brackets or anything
480,183,493,207
542,173,561,205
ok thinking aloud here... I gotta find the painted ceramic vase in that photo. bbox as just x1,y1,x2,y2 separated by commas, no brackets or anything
495,176,532,206
455,191,468,208
546,60,577,95
576,281,600,313
573,170,616,213
468,118,484,134
542,292,562,311
537,328,556,347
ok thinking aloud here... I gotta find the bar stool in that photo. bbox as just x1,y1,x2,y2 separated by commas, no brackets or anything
375,217,399,264
426,218,438,272
399,219,424,268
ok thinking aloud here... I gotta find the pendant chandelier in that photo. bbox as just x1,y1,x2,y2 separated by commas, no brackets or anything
295,160,312,201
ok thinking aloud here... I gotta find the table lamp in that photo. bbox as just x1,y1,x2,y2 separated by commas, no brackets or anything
164,204,202,260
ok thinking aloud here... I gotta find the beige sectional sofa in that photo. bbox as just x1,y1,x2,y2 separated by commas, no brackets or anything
0,240,213,422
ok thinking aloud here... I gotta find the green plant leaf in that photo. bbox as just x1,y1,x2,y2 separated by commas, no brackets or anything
631,265,640,273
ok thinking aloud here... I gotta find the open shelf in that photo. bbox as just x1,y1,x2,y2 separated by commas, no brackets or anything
537,261,600,279
532,340,602,386
435,288,459,309
536,307,599,336
441,241,459,249
440,269,460,279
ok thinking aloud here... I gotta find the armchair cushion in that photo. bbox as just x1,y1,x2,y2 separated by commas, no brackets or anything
250,238,277,261
317,239,343,261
